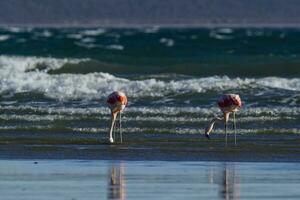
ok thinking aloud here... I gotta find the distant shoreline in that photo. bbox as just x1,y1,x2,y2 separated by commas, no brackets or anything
1,22,300,28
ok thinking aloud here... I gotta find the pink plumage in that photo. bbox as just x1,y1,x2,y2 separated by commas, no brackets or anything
106,91,128,113
217,94,242,113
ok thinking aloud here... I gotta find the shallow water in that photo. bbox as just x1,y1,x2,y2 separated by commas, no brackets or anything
0,160,299,200
1,27,300,137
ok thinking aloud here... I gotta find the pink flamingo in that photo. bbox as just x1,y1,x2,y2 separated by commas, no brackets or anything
205,94,242,146
106,91,128,143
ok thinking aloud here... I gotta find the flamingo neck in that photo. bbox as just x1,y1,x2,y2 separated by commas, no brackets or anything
224,112,230,123
205,116,223,136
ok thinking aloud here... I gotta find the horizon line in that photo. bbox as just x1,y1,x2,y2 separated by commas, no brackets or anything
1,22,300,29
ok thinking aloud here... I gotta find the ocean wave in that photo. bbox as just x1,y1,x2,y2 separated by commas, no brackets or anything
0,56,126,99
1,56,300,100
1,104,299,135
1,104,300,118
0,55,88,72
34,30,53,38
159,38,175,47
216,28,234,34
1,26,33,33
0,114,80,121
74,42,124,50
106,44,124,50
71,127,300,135
74,42,99,49
67,33,83,39
0,124,299,135
80,37,96,43
0,113,292,123
256,77,300,92
143,26,160,34
209,29,233,40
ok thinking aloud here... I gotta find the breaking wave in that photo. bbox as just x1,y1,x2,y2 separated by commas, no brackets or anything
1,55,300,101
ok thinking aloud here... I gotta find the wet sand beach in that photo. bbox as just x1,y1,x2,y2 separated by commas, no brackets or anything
0,132,299,162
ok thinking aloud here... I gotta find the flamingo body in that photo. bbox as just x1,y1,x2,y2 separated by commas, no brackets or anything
218,94,242,113
106,91,127,143
107,91,128,113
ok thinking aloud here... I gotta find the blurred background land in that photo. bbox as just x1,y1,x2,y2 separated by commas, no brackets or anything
0,0,300,27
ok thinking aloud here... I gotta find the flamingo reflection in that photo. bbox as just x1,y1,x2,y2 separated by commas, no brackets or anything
220,164,240,200
107,163,126,200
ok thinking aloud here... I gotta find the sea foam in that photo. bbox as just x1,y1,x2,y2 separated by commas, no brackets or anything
1,56,300,101
80,28,106,36
0,35,10,41
1,104,300,118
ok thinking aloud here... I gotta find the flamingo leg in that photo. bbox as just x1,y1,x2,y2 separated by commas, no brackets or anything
113,115,117,142
119,112,123,143
109,112,117,143
225,121,228,147
233,112,237,146
224,112,230,147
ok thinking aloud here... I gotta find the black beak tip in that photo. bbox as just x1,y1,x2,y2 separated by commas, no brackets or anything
205,133,210,140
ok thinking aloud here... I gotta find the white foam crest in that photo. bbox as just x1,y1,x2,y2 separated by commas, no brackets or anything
242,107,300,116
123,115,292,123
0,56,107,99
106,44,124,50
4,27,21,33
80,37,96,43
80,28,106,36
216,28,233,34
0,71,127,100
138,106,291,118
67,33,83,39
0,35,10,41
143,26,160,33
0,124,299,135
2,105,300,118
0,105,214,116
1,68,242,100
72,127,205,134
125,76,249,97
209,30,233,40
0,112,294,124
35,30,52,37
255,77,300,92
74,42,100,49
0,55,88,72
0,105,108,115
128,106,217,115
0,114,79,121
2,26,32,33
159,38,175,47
